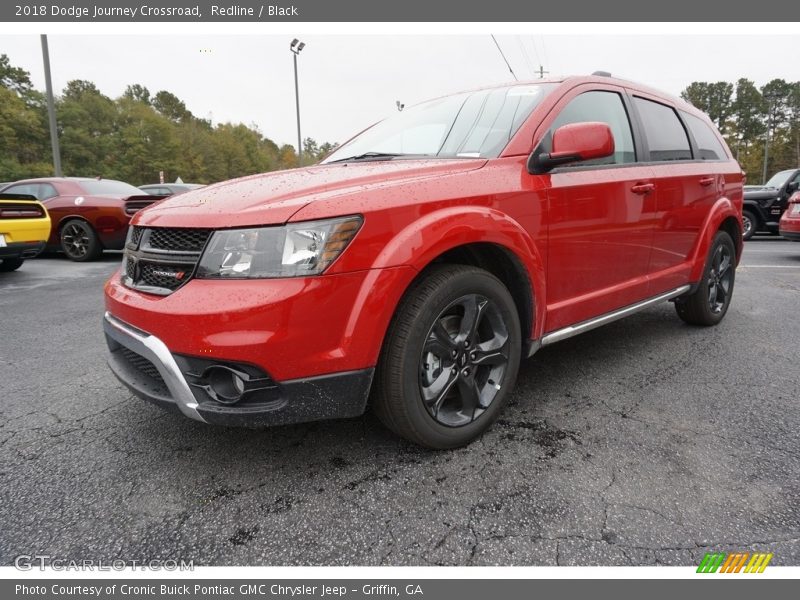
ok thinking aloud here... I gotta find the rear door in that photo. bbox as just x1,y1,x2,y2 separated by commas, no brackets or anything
630,94,725,293
539,86,658,332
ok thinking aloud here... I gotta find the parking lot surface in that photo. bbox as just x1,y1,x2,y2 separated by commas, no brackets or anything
1,238,799,566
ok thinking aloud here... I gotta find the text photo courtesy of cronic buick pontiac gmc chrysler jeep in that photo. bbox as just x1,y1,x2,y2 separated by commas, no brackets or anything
103,74,743,448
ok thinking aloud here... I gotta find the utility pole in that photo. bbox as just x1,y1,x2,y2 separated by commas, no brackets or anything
762,92,776,184
40,35,62,177
290,39,305,166
536,65,550,79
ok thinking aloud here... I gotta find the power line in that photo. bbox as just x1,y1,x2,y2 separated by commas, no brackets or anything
538,35,550,74
490,35,518,81
528,36,542,68
516,36,535,79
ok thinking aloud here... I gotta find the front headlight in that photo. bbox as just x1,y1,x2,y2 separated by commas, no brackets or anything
196,215,363,279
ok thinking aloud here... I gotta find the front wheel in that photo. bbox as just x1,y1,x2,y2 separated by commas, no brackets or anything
60,219,102,261
372,265,522,448
675,230,736,326
741,210,757,241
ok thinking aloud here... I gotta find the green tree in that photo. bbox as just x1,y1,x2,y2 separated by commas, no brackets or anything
112,96,179,184
57,80,117,177
123,83,151,105
681,81,733,132
152,90,191,123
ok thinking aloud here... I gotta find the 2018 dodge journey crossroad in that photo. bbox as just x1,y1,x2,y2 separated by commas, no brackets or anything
103,74,744,448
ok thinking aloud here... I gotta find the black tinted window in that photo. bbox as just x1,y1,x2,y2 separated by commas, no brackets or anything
542,91,635,165
681,112,727,160
634,97,692,161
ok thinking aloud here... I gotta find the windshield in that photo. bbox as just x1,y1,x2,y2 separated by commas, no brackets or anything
764,170,794,189
323,84,553,163
78,180,143,196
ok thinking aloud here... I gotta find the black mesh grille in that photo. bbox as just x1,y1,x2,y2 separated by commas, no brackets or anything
119,347,164,384
138,262,192,291
130,226,143,245
125,256,136,279
146,228,212,252
123,227,210,295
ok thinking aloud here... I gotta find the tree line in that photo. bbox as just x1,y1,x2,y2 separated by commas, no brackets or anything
0,54,336,185
681,79,800,182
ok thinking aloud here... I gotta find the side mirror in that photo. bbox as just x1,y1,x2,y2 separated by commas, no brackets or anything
528,122,615,174
786,181,799,194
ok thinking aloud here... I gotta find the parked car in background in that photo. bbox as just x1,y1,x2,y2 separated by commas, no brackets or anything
0,192,51,272
139,183,205,197
779,191,800,242
742,169,800,240
0,178,166,261
103,74,743,448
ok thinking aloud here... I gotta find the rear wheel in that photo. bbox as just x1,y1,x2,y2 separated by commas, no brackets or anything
60,219,102,261
741,210,757,241
0,258,24,272
675,230,736,326
372,265,521,448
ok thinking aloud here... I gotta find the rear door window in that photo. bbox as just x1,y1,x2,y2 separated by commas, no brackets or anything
633,97,692,161
681,112,727,160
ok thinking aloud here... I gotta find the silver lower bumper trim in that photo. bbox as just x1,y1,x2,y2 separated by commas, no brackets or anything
103,311,206,423
540,285,691,347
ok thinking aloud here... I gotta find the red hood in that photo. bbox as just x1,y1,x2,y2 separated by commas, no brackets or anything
133,159,486,228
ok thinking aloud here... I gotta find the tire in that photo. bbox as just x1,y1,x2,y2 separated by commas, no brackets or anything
741,210,757,241
60,219,102,261
372,265,522,449
0,257,24,272
675,230,736,326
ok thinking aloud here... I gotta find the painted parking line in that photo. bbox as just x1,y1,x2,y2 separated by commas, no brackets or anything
738,265,800,268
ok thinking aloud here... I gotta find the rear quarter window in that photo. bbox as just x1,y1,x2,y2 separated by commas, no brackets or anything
681,112,728,160
633,97,692,162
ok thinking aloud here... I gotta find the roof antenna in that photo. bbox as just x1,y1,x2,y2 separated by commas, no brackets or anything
592,70,612,77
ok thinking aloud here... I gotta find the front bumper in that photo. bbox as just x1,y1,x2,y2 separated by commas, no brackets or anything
103,312,374,427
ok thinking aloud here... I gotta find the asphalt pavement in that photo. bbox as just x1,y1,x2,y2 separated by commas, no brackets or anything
1,237,799,566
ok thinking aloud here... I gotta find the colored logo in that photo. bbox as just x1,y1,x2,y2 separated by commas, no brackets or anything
697,552,773,573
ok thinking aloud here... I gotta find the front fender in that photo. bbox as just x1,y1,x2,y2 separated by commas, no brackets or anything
370,206,546,338
689,196,742,281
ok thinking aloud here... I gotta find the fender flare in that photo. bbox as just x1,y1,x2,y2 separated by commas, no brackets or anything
369,206,547,339
689,196,742,281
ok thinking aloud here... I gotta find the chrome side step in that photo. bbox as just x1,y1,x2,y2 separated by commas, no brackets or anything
539,285,691,348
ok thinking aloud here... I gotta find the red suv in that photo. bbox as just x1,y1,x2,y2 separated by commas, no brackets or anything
103,75,743,448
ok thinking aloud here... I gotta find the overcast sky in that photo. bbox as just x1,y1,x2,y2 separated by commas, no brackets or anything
1,34,798,148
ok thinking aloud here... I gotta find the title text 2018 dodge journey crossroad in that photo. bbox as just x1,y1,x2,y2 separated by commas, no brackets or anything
103,74,743,448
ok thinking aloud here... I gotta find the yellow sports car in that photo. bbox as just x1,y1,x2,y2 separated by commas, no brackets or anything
0,193,51,272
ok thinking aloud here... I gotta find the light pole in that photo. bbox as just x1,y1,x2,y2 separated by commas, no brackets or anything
290,39,305,166
40,35,62,177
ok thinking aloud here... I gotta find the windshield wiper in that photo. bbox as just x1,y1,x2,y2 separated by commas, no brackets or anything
327,152,426,163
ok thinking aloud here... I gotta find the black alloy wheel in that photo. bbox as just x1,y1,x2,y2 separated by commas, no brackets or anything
60,220,101,261
373,264,521,448
675,230,736,326
706,243,733,314
419,294,510,427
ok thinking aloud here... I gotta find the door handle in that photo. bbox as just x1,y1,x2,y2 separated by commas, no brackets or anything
699,176,715,186
631,183,655,195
